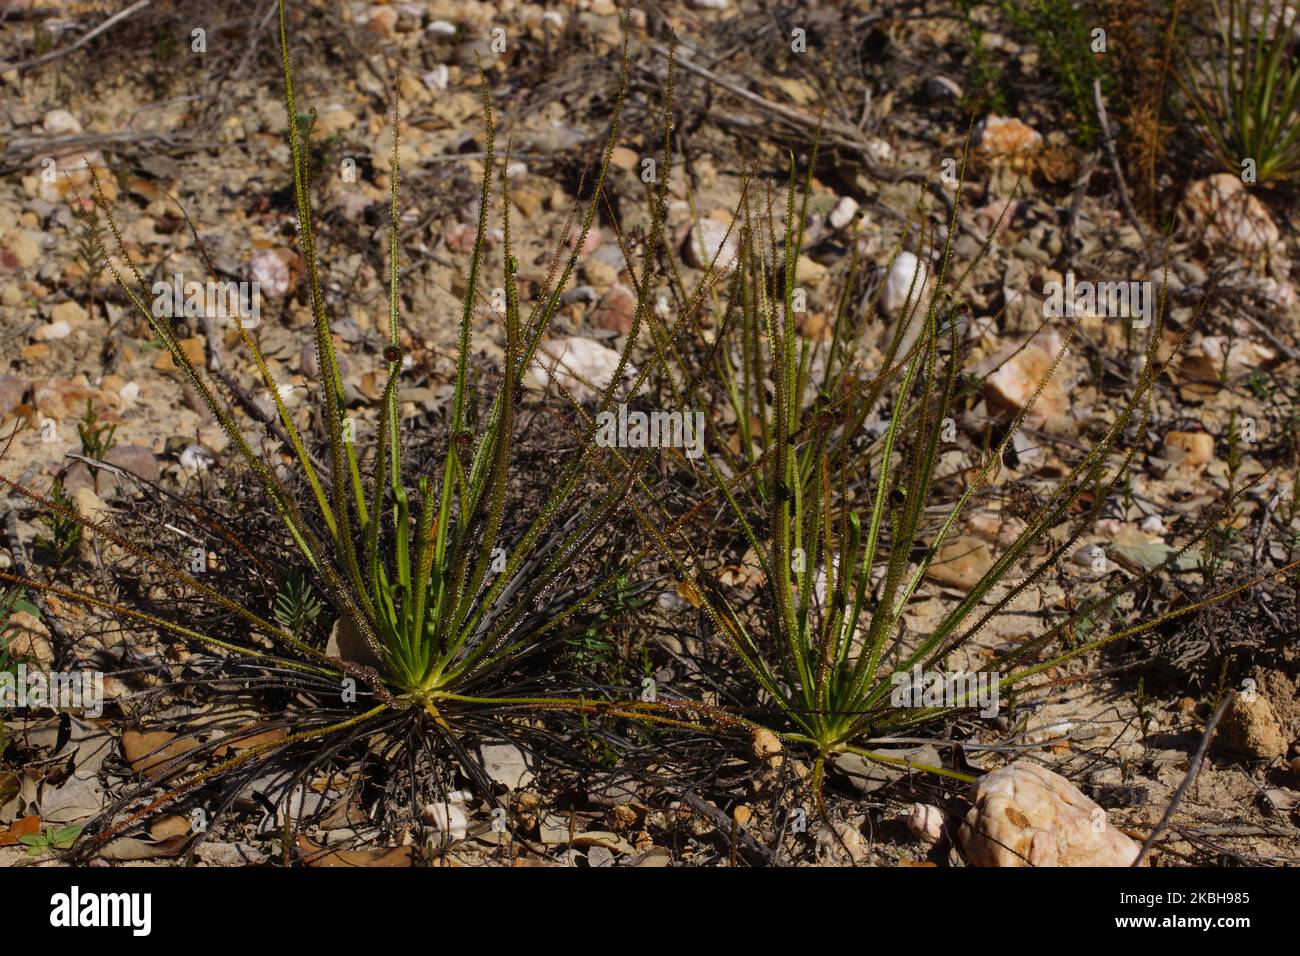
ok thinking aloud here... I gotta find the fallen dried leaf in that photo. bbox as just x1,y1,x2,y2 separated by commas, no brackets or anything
213,725,288,760
122,730,199,781
296,835,416,867
0,815,40,846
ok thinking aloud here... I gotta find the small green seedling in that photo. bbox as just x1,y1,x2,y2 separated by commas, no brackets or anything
19,825,83,856
77,399,117,461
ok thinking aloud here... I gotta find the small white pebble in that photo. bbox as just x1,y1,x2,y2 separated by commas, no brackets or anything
828,196,860,231
906,803,944,844
1094,518,1123,536
179,444,213,473
865,138,893,162
1140,514,1165,534
421,794,469,841
1072,545,1108,572
882,252,930,315
423,64,449,91
34,320,71,341
927,75,963,101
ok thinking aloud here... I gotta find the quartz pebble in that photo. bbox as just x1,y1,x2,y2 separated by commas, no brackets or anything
960,761,1142,866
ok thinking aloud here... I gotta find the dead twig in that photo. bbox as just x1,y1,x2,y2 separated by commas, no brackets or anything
231,0,279,81
2,0,152,73
210,367,333,485
1062,149,1100,269
1132,695,1229,866
648,43,925,184
679,790,776,865
1238,301,1300,362
0,129,193,176
3,508,77,659
1092,78,1147,254
1253,490,1280,566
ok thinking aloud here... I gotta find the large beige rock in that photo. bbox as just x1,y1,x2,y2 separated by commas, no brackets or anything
960,760,1143,866
523,335,639,402
683,219,738,272
925,535,993,590
31,377,117,420
2,228,41,269
5,610,53,666
1178,334,1277,387
1162,430,1215,467
1219,693,1287,761
326,614,384,670
974,115,1043,169
50,300,88,326
983,344,1068,425
1182,174,1280,263
588,283,636,334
